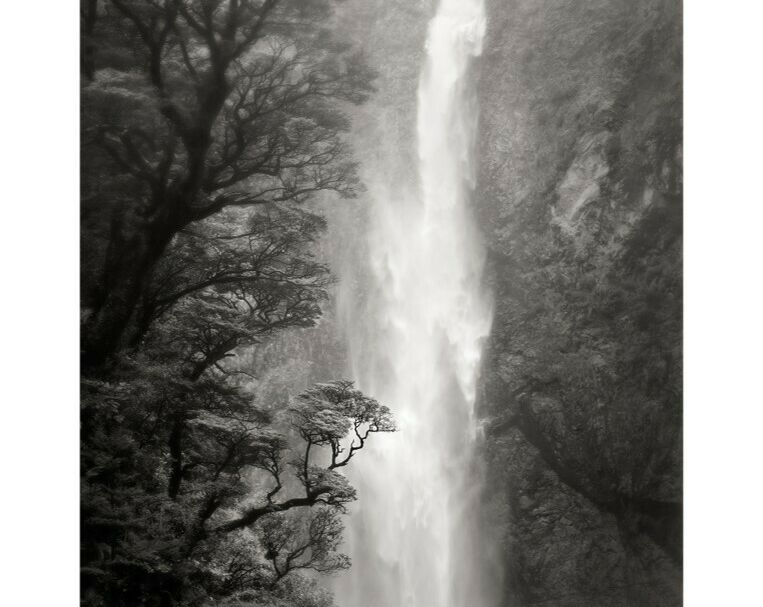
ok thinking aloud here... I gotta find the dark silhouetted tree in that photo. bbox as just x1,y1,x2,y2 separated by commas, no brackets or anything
80,0,374,364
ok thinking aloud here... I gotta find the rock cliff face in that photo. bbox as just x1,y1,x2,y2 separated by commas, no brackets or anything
474,1,682,605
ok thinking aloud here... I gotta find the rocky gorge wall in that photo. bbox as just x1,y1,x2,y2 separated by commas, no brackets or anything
474,1,682,605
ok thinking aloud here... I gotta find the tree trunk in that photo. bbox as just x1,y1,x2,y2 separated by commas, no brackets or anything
82,208,173,367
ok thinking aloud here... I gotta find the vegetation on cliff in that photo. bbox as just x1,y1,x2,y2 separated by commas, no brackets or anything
477,0,682,604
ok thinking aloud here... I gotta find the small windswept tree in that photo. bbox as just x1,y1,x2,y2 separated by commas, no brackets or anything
81,379,395,605
218,381,395,532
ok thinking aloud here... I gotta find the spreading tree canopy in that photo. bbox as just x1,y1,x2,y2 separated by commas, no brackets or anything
82,377,394,605
81,0,374,364
80,2,386,606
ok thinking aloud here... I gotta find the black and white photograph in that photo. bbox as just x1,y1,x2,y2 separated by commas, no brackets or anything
3,1,762,605
77,0,680,604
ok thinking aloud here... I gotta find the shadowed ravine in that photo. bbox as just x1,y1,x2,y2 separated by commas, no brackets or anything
335,1,495,606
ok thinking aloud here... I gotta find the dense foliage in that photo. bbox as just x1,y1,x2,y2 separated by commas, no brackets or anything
81,376,394,606
476,0,682,604
80,0,374,363
80,2,387,605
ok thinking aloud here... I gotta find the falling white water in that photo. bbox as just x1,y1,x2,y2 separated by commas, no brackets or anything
335,1,493,606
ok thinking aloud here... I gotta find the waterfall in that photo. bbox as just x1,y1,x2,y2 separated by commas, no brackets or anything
335,0,493,605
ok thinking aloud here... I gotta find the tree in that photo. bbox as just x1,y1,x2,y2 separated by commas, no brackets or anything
259,507,350,589
81,379,395,606
136,204,332,377
80,4,383,605
217,381,396,532
80,0,374,364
